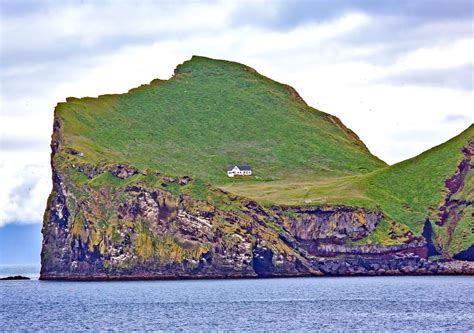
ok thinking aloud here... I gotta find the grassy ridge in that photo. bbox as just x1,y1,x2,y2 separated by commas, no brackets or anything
55,56,473,253
364,125,473,234
56,56,386,185
225,125,473,250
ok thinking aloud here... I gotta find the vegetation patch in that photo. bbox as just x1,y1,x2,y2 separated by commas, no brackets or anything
51,55,473,258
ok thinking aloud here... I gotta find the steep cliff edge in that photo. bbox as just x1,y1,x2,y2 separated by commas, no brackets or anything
41,153,472,279
41,56,473,280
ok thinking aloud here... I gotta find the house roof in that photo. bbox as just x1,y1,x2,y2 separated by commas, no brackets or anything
227,165,253,171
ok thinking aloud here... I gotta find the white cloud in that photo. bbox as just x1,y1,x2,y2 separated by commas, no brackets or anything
393,38,474,71
1,1,236,57
1,1,473,226
0,153,51,227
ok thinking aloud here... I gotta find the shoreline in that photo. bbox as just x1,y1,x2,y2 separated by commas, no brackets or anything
39,260,474,281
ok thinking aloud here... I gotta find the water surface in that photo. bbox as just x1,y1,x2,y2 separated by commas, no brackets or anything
1,266,473,331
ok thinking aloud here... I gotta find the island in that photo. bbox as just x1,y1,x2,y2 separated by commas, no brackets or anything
40,56,473,280
0,276,30,281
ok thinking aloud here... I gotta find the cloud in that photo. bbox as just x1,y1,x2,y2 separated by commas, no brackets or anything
390,129,442,143
231,0,474,30
1,1,234,68
0,156,51,226
443,114,472,123
1,137,49,151
376,63,473,91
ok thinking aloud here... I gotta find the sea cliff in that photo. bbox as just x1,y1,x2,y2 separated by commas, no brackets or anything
40,56,473,280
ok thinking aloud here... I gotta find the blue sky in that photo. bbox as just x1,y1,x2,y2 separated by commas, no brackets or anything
0,0,473,263
0,224,42,264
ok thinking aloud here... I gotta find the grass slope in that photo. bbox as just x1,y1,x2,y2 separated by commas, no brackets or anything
56,56,386,186
226,125,473,249
365,125,473,234
55,55,473,252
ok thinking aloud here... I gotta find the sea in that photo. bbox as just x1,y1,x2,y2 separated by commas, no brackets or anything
1,264,473,331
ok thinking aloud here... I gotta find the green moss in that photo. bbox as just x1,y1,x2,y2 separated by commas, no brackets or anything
134,233,154,259
89,172,125,188
265,221,285,234
451,168,473,201
131,220,212,263
42,192,55,222
71,216,84,238
189,179,209,200
107,224,122,244
425,202,473,257
154,237,211,264
283,209,297,219
353,218,410,246
362,127,473,235
181,179,241,211
64,166,89,185
103,260,111,269
448,205,474,256
88,227,102,252
166,182,181,195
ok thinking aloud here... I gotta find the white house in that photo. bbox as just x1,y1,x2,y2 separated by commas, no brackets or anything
227,165,253,177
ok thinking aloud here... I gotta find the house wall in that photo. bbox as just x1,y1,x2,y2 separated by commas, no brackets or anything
227,167,252,177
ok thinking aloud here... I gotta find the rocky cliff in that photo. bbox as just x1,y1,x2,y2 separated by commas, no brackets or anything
40,56,473,280
41,119,473,280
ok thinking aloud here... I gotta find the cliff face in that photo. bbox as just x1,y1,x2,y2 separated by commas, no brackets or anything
41,166,473,279
433,141,473,257
40,117,473,279
40,56,473,280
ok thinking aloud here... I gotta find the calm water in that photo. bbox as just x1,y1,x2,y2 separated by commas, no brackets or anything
1,265,473,331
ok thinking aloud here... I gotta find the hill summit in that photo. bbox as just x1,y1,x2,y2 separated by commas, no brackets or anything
57,56,385,183
41,56,473,280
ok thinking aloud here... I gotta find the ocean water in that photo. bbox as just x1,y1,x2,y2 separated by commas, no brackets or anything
0,264,40,280
1,265,473,331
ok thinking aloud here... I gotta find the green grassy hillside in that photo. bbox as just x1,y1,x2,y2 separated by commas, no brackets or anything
54,55,472,255
56,56,386,185
225,125,473,253
363,126,473,253
365,126,473,232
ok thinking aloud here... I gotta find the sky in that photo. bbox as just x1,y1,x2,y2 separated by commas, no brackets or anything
0,0,473,251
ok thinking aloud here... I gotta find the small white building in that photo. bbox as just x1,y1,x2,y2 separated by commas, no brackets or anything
227,165,253,177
